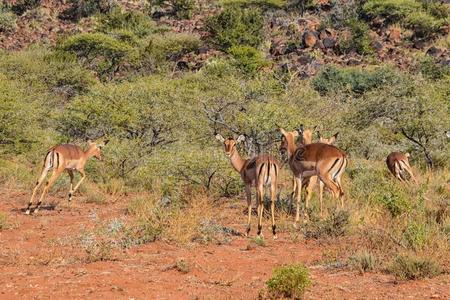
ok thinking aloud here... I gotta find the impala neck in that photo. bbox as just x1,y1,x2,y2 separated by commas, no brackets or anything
229,148,247,173
286,137,297,160
84,144,97,160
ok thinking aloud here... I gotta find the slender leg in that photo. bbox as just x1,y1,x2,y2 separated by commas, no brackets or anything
34,168,64,214
245,185,252,236
270,182,277,239
318,174,340,206
319,179,324,216
294,176,302,227
290,176,296,213
71,170,86,195
257,184,264,237
26,168,49,215
67,170,74,202
305,176,317,221
403,161,417,183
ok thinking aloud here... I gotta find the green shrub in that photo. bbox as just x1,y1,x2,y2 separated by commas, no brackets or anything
419,56,450,80
60,0,116,21
221,0,287,9
348,250,377,273
363,0,422,24
339,18,374,55
150,0,196,19
228,45,270,75
10,0,41,15
143,32,201,69
378,189,410,217
404,11,444,39
206,6,264,50
0,6,17,32
402,222,429,250
304,210,350,239
97,8,155,37
312,65,401,95
59,32,138,80
389,254,441,280
266,264,311,299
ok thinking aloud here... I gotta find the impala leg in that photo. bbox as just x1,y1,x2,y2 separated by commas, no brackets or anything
319,179,324,217
71,170,86,196
67,170,74,203
318,174,340,206
270,181,277,239
34,168,64,214
26,168,50,215
294,177,302,227
403,161,417,183
245,185,252,236
290,176,296,213
257,184,264,237
305,176,317,221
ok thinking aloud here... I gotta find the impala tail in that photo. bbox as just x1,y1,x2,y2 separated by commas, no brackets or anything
257,158,279,186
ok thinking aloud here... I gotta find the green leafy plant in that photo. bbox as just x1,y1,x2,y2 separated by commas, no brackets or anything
363,0,422,24
266,264,311,299
228,45,270,75
206,6,264,50
339,18,374,55
389,254,441,280
0,5,17,32
97,8,155,37
60,0,116,21
58,32,138,80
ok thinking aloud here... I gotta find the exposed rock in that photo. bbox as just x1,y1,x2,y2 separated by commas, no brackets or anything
426,46,442,57
322,37,336,49
298,54,313,65
387,26,401,43
303,31,318,48
372,41,383,52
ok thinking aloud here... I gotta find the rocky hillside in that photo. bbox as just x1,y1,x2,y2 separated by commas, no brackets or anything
1,0,448,78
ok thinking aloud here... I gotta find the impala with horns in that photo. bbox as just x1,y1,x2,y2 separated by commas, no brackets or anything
216,134,280,238
279,127,347,225
26,139,109,215
386,152,417,183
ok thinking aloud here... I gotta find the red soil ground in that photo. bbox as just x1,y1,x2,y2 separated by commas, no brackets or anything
0,188,448,300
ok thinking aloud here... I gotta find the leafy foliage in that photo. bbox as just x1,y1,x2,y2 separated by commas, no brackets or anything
97,8,156,37
363,0,422,23
338,18,374,55
266,264,311,299
60,0,116,21
0,5,17,32
389,254,441,280
228,45,270,75
206,6,264,50
59,32,138,80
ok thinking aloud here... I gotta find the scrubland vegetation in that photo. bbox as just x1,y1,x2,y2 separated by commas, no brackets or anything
0,0,449,295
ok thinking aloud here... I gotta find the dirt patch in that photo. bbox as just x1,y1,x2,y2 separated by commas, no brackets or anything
0,189,449,299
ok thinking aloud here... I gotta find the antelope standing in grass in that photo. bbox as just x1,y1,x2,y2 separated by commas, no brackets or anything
386,152,417,183
26,139,109,215
288,128,340,216
279,128,347,225
216,134,280,238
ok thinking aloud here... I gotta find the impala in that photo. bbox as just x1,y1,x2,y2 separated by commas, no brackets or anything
26,139,109,215
279,128,347,225
216,134,280,238
386,152,417,183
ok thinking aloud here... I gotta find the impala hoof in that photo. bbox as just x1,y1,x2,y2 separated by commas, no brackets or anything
273,234,278,240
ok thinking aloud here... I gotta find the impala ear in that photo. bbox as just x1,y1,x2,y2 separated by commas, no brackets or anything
405,152,410,158
236,135,246,143
292,131,299,137
215,134,225,143
333,132,339,139
297,124,304,135
317,130,322,139
279,128,287,136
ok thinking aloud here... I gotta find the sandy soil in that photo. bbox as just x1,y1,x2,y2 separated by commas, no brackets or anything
0,189,448,300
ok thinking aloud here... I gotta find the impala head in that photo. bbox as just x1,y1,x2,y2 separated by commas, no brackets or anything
318,131,339,144
279,128,298,160
215,134,245,157
87,139,109,160
298,125,318,145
